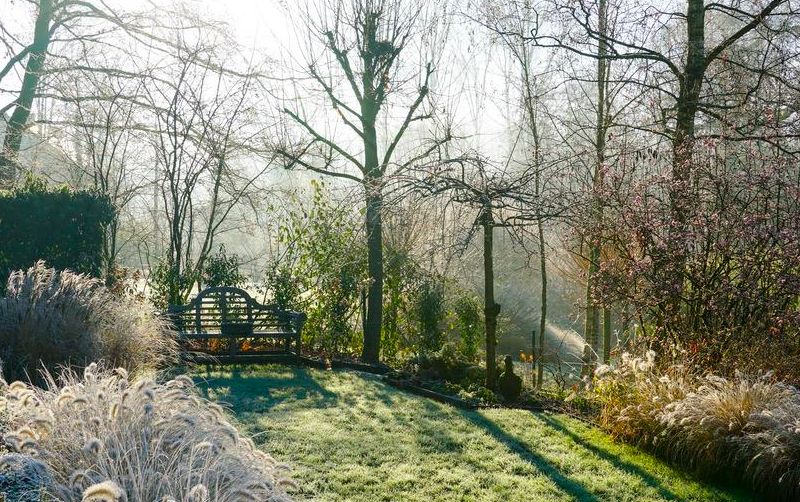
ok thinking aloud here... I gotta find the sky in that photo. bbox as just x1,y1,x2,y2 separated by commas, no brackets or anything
0,0,553,169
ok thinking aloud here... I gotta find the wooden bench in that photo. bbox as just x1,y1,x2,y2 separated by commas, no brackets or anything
166,286,305,364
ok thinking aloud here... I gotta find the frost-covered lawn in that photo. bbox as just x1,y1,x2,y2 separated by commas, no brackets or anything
193,365,753,502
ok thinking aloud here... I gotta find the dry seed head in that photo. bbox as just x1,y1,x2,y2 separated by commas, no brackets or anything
19,438,42,453
217,425,239,443
3,433,22,449
174,413,197,426
83,363,99,380
20,391,37,406
0,455,48,475
82,480,124,502
192,441,217,454
108,402,120,420
8,381,29,393
187,483,209,502
277,478,298,490
70,469,90,488
134,379,154,392
17,426,38,440
57,392,75,407
229,488,259,502
173,375,194,388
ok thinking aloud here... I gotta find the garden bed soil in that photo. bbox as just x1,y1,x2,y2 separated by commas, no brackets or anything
383,376,479,409
298,355,392,375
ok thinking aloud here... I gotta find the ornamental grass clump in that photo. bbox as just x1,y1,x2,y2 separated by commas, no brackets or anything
593,351,692,447
0,261,178,385
658,372,794,473
1,363,295,502
595,352,800,500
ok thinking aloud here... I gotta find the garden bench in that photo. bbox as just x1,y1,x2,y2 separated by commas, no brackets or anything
166,286,305,364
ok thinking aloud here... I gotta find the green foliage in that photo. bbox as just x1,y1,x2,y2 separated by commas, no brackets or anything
414,343,486,387
457,383,499,406
450,292,482,362
263,263,303,311
412,277,446,354
202,245,247,288
382,245,448,361
0,175,114,281
148,258,199,309
262,180,367,355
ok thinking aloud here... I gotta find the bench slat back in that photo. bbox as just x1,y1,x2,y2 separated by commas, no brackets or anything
168,287,297,334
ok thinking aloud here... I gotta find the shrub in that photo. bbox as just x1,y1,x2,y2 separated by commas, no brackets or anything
148,258,199,310
593,351,692,445
201,245,247,289
451,293,481,363
594,352,800,500
0,364,295,502
413,344,486,387
410,277,446,355
0,262,177,385
0,176,114,281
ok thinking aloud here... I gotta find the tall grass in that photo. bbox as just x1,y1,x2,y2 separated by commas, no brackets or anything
1,363,295,502
594,353,800,500
0,262,177,385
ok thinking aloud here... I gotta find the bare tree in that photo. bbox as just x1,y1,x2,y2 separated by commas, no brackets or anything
55,70,150,283
406,152,559,388
143,29,273,307
277,0,452,363
0,0,140,182
486,0,800,310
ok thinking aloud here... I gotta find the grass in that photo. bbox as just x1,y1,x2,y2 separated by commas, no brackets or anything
192,364,755,502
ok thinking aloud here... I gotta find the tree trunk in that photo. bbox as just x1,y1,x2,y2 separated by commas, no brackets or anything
537,209,546,389
602,307,612,362
360,111,383,363
667,0,705,315
0,0,54,184
482,206,500,389
584,0,608,363
584,246,601,358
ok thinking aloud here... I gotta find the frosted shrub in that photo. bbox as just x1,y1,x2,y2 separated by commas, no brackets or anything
1,364,294,502
741,396,800,500
593,351,692,446
595,352,800,500
0,261,177,384
659,372,794,472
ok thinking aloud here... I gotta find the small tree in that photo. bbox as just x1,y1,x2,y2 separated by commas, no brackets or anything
277,0,452,363
408,155,557,389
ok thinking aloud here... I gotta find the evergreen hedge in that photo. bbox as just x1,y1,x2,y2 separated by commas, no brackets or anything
0,177,114,281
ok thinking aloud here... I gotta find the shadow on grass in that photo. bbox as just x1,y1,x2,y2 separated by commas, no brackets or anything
535,414,755,502
459,409,604,502
534,413,681,500
193,365,341,414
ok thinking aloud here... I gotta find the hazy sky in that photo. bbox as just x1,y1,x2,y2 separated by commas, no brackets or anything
1,0,533,163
